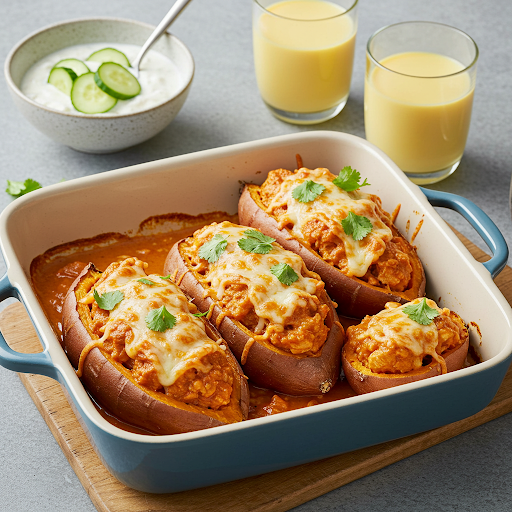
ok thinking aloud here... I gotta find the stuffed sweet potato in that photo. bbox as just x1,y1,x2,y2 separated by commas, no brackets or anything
239,166,426,318
163,221,345,396
341,298,469,394
62,257,249,435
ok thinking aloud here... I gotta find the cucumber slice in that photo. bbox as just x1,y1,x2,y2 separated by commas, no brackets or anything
48,67,77,95
87,48,131,67
71,72,117,114
53,58,89,77
94,62,141,100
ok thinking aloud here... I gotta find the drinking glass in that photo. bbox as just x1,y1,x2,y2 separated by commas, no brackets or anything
364,22,478,184
252,0,358,125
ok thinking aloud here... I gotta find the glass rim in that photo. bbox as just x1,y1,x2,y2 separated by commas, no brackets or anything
366,21,479,79
253,0,358,22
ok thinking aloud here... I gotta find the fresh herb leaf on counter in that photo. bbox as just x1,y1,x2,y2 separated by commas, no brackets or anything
93,289,124,311
333,166,370,192
138,278,155,286
292,179,326,203
6,178,42,198
270,263,299,286
403,298,440,325
341,211,373,241
199,234,228,263
238,229,275,254
146,305,177,332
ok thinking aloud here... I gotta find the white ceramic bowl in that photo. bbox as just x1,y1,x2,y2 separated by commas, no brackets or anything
4,17,195,154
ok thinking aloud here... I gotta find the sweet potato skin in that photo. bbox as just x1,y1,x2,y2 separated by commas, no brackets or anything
238,183,426,319
341,337,469,395
164,242,345,396
62,264,249,435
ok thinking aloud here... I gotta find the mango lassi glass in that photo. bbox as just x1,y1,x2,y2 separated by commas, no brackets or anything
364,22,478,184
252,0,358,125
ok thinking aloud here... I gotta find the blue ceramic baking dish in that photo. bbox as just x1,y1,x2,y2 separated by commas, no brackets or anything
0,131,511,493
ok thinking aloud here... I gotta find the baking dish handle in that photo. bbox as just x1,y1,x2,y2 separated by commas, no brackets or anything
421,187,509,279
0,272,58,379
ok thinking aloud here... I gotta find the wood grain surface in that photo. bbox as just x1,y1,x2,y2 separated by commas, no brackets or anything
1,233,511,512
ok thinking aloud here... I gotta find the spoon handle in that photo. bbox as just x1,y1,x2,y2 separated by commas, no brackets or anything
132,0,193,71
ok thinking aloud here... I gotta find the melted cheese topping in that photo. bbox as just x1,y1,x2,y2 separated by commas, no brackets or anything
198,223,321,327
265,167,393,277
82,260,222,387
364,299,444,368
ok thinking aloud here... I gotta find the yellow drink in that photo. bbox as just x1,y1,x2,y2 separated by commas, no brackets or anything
365,51,475,174
253,0,357,116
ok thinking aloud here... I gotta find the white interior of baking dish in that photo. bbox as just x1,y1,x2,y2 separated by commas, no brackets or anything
1,131,511,442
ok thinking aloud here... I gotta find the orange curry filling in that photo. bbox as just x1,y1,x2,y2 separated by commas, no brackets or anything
85,258,235,410
345,301,468,374
180,222,330,355
259,168,414,293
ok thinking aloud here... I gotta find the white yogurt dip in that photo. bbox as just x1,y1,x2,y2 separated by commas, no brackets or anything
21,43,183,115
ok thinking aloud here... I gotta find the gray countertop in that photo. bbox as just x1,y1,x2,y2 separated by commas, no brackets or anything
1,0,511,510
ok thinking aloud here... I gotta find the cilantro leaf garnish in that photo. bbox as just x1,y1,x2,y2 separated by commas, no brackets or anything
402,298,440,326
145,305,176,332
238,229,275,254
332,166,370,192
160,274,172,280
93,289,124,311
341,211,373,241
192,310,209,317
292,180,326,203
198,234,228,263
6,178,42,198
138,278,155,286
270,263,299,286
242,229,275,244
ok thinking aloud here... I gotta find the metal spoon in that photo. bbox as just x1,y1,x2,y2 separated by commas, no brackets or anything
131,0,193,77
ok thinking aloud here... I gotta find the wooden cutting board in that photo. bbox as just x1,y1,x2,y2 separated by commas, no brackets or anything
2,232,512,512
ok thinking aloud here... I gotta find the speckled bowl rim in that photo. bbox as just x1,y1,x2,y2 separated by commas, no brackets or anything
4,16,195,120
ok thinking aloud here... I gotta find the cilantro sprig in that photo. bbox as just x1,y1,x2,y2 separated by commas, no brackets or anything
341,211,373,241
402,298,440,326
138,278,156,286
238,230,275,254
93,289,124,311
333,166,370,192
6,179,42,198
198,234,228,263
270,263,299,286
292,180,326,203
145,305,177,332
